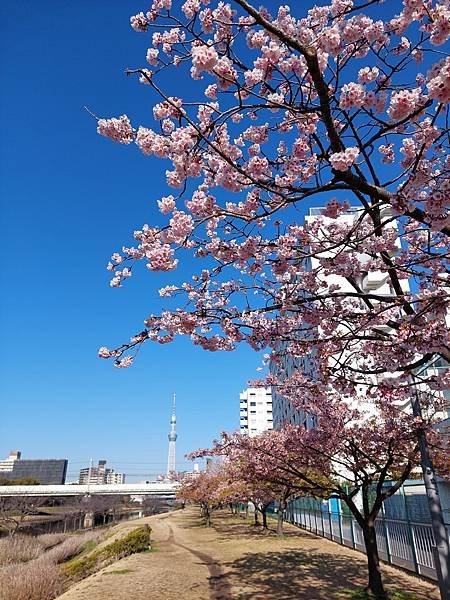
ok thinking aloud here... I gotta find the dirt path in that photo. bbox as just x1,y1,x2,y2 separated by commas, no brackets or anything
57,507,439,600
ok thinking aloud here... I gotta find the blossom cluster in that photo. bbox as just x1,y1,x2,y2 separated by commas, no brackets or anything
427,57,450,104
387,88,425,121
97,115,133,144
329,147,360,171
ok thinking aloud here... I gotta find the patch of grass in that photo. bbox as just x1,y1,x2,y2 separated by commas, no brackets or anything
336,589,370,599
103,568,134,575
100,527,151,560
61,552,97,579
81,539,98,554
61,525,151,581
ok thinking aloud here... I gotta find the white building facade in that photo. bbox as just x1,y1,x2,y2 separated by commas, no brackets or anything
271,206,409,429
79,460,125,485
240,387,273,436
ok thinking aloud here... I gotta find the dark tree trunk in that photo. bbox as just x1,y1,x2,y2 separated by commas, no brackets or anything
262,509,268,530
362,524,387,599
276,507,284,536
277,495,289,537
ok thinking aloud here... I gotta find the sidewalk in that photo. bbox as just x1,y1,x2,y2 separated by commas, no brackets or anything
57,507,440,600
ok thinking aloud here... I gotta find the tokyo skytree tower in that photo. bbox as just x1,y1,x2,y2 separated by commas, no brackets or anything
166,394,177,476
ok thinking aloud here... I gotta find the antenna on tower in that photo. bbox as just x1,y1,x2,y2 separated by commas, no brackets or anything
172,393,176,415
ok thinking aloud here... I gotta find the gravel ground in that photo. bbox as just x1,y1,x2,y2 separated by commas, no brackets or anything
56,507,439,600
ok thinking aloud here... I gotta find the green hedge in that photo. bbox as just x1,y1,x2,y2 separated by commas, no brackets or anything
62,525,151,580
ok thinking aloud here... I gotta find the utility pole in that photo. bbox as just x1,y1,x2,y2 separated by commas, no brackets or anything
87,457,93,496
411,382,450,600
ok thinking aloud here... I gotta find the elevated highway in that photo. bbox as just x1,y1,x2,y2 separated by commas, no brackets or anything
0,482,178,498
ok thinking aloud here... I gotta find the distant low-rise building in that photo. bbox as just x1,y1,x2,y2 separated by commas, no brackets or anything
0,450,67,484
106,471,126,485
79,460,125,485
240,387,273,437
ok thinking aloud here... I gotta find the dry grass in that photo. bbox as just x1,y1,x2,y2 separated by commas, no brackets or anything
0,531,101,600
45,532,100,564
0,535,42,565
0,558,63,600
0,531,96,567
37,533,68,551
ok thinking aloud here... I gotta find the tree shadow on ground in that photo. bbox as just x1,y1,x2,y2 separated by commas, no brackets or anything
215,517,314,540
225,549,432,600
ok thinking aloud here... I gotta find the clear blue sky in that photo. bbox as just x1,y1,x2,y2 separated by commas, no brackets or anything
0,0,265,482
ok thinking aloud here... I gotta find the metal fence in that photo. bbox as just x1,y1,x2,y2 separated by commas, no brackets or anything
285,499,450,581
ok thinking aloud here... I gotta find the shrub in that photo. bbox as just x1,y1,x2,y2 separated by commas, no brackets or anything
100,526,151,560
61,525,151,580
0,535,42,565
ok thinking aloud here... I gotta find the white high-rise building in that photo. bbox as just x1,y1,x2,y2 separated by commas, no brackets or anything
240,387,273,437
78,460,125,485
271,206,408,429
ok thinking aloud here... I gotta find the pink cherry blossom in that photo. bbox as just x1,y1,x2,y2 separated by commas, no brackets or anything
379,143,394,164
146,48,159,65
329,147,360,171
98,347,113,358
166,210,194,244
97,115,133,144
427,57,450,104
157,195,176,214
130,12,148,32
191,43,219,77
358,66,379,84
387,88,424,121
114,356,134,368
339,82,366,109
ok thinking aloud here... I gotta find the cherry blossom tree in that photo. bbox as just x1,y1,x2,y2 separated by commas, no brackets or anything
190,439,295,535
177,467,230,526
96,0,449,390
95,1,450,597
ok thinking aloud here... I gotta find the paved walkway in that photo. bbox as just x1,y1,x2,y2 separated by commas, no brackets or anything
57,507,439,600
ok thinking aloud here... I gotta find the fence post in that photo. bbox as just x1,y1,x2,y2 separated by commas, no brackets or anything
338,502,344,545
350,515,356,549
